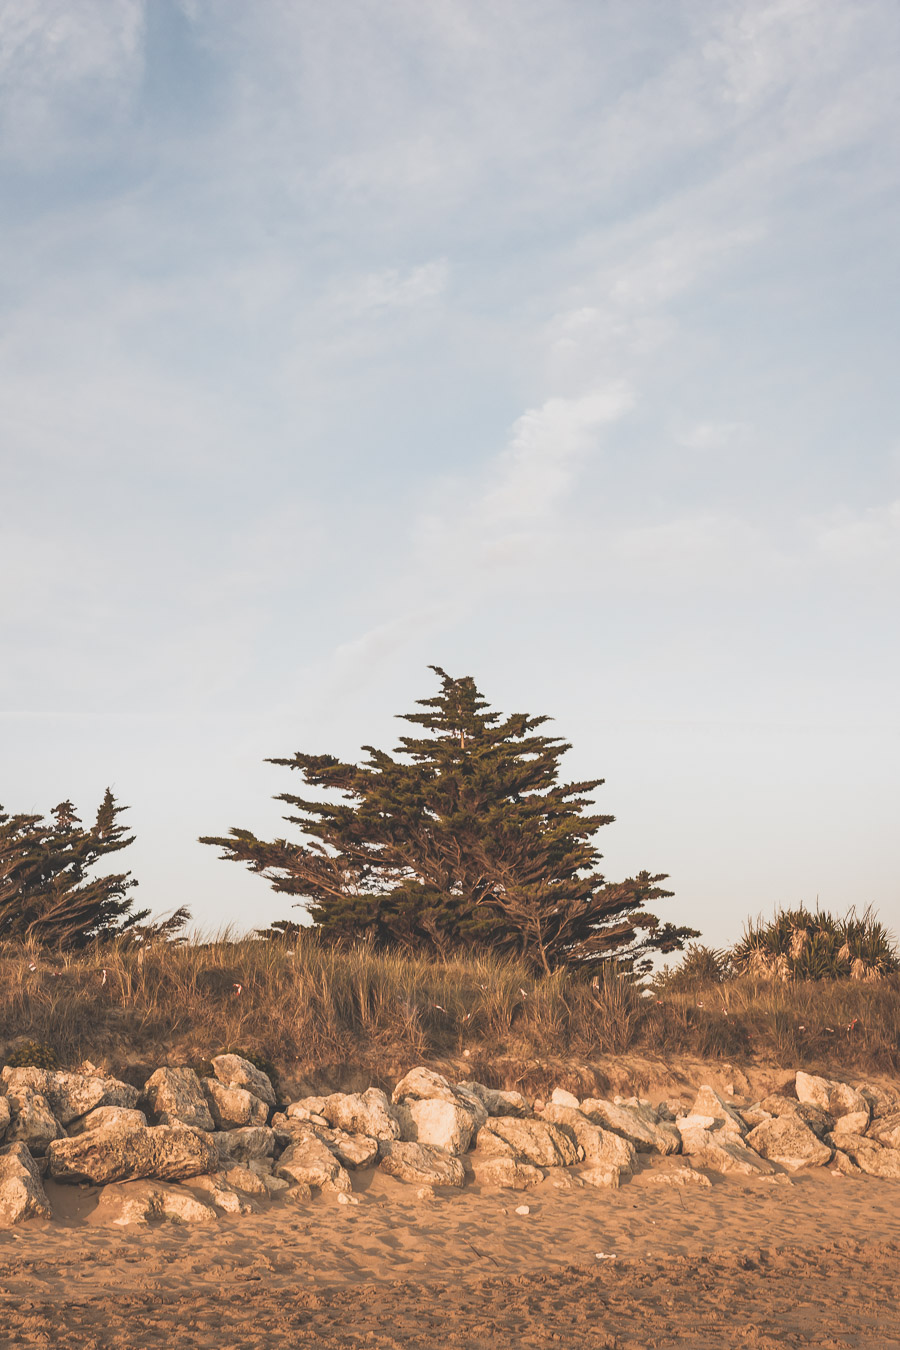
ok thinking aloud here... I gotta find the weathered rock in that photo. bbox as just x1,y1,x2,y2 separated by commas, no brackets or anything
678,1119,774,1176
214,1126,275,1163
202,1078,268,1130
4,1085,63,1154
739,1105,773,1130
580,1164,621,1189
831,1111,871,1138
0,1142,52,1225
1,1067,140,1125
831,1148,863,1176
690,1086,747,1136
285,1096,330,1125
49,1122,219,1185
225,1163,290,1197
859,1084,900,1119
478,1117,578,1168
283,1182,313,1204
142,1067,215,1131
311,1125,379,1169
647,1166,713,1189
93,1179,217,1226
868,1111,900,1151
826,1132,900,1180
795,1072,869,1121
395,1098,480,1155
757,1095,834,1139
745,1115,833,1171
469,1155,543,1189
392,1067,459,1105
379,1140,466,1187
549,1088,581,1110
274,1127,352,1192
211,1055,276,1109
581,1098,681,1155
538,1104,637,1173
458,1081,531,1118
185,1172,255,1215
315,1089,400,1140
0,1096,10,1141
70,1107,147,1135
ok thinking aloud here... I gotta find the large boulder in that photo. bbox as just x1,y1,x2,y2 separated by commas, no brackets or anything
70,1107,147,1135
0,1096,10,1141
757,1095,834,1139
745,1115,833,1171
311,1125,378,1169
477,1117,578,1168
313,1089,401,1140
538,1104,637,1173
211,1055,276,1109
214,1126,275,1164
224,1163,289,1198
3,1084,63,1154
0,1142,52,1225
859,1084,900,1119
392,1068,486,1154
185,1172,255,1215
831,1111,872,1138
677,1118,774,1176
459,1081,531,1118
202,1078,268,1131
274,1127,352,1193
378,1140,466,1187
826,1132,900,1180
690,1086,747,1136
48,1122,219,1185
795,1072,869,1121
581,1098,680,1155
868,1111,900,1151
142,1068,215,1131
93,1179,217,1226
1,1067,139,1126
469,1155,543,1189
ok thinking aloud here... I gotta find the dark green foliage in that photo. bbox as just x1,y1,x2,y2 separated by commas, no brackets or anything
4,1040,60,1070
202,667,697,973
0,790,148,947
731,906,900,981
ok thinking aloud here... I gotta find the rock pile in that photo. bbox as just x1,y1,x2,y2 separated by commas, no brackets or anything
1,1058,898,1226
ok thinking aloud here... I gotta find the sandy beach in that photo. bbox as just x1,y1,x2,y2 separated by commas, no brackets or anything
2,1164,899,1348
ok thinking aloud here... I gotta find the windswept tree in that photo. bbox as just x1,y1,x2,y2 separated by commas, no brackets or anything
0,789,148,947
201,668,697,973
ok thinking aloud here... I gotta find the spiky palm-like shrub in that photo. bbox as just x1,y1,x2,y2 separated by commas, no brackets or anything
653,944,733,991
731,907,899,982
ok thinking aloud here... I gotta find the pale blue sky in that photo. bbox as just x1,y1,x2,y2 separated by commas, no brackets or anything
2,0,899,947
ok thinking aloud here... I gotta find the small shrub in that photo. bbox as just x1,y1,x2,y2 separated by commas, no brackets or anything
654,944,732,992
731,906,900,982
4,1040,60,1070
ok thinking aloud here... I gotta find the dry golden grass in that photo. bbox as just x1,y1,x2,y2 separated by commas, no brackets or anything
1,932,898,1086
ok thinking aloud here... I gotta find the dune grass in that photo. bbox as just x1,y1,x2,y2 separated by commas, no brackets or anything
1,931,898,1084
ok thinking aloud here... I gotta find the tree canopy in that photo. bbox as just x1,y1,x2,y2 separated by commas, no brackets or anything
201,668,698,972
0,789,147,947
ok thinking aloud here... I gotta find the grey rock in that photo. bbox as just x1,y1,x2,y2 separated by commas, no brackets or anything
0,1096,10,1141
690,1086,747,1136
48,1122,219,1185
746,1115,833,1171
826,1132,900,1179
859,1084,900,1119
143,1067,215,1131
469,1155,543,1189
211,1055,276,1109
391,1067,459,1105
274,1126,352,1192
580,1163,621,1189
214,1126,275,1163
757,1095,834,1139
868,1111,900,1151
795,1072,869,1121
93,1179,218,1226
0,1142,52,1225
678,1119,774,1176
458,1081,531,1118
4,1085,63,1154
185,1172,255,1215
311,1125,379,1169
69,1107,147,1135
538,1104,637,1173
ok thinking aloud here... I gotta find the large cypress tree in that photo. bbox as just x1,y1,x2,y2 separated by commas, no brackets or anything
201,668,697,972
0,789,148,947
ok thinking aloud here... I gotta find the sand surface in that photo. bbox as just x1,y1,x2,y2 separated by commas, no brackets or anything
2,1165,899,1347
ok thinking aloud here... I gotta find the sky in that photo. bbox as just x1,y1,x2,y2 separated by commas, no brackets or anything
2,0,899,949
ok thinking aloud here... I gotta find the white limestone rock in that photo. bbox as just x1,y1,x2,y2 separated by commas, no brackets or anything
757,1095,834,1139
581,1098,681,1155
211,1055,276,1109
477,1117,578,1168
395,1098,480,1155
214,1126,275,1164
274,1127,352,1192
690,1086,747,1137
0,1096,10,1141
49,1122,219,1185
580,1163,621,1189
69,1106,147,1135
142,1068,215,1132
3,1084,63,1154
458,1081,531,1118
1,1067,140,1126
826,1132,900,1180
745,1115,833,1171
469,1155,543,1190
202,1078,269,1130
868,1111,900,1151
378,1139,466,1187
185,1172,255,1215
0,1142,52,1225
538,1104,637,1173
795,1072,870,1122
647,1167,713,1190
678,1119,774,1176
93,1179,217,1226
549,1088,581,1110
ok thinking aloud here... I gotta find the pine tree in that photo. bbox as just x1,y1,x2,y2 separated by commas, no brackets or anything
201,668,698,972
0,789,148,947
